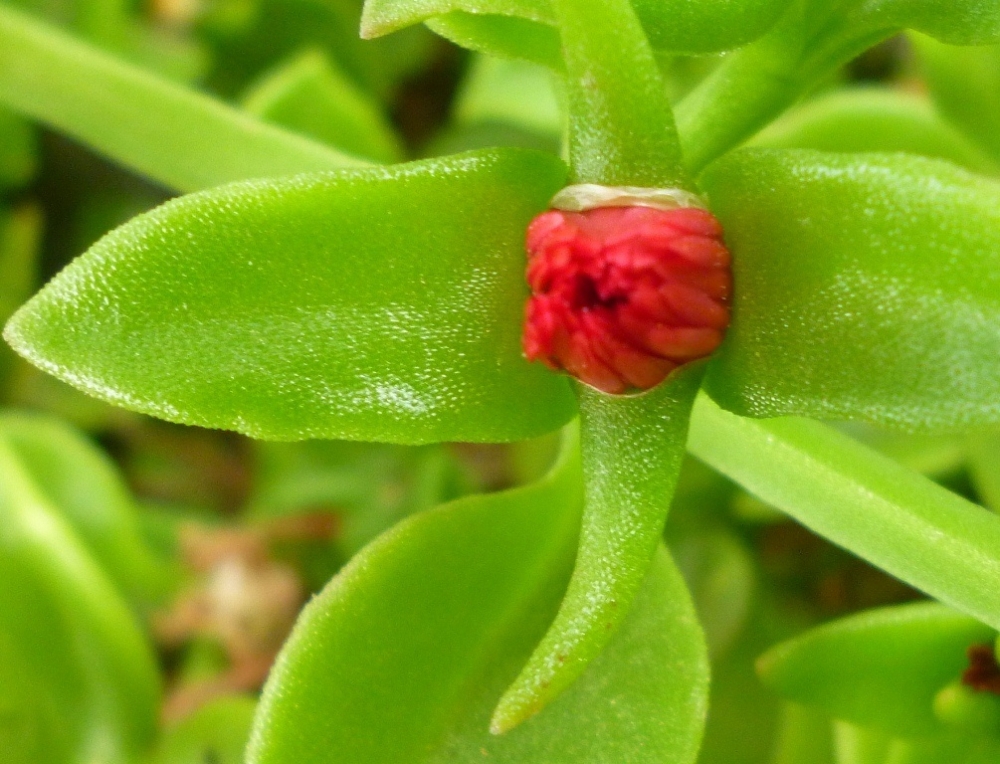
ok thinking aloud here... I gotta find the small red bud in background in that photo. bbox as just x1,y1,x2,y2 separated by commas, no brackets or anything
522,202,732,394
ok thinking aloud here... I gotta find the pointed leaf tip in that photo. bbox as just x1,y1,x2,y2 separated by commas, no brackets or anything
493,362,704,731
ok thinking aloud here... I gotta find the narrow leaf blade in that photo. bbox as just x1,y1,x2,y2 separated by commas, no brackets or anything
493,364,704,731
688,395,1000,631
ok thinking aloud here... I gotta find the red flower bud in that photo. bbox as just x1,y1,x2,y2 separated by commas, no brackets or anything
522,199,732,394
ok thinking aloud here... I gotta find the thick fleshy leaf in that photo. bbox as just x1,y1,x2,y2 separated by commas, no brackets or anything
688,395,1000,632
426,13,563,70
758,603,994,736
493,365,704,731
0,411,173,604
966,431,1000,512
750,88,998,173
678,0,1000,173
551,0,687,188
242,49,403,163
0,436,160,763
701,148,1000,430
152,695,257,764
247,428,709,764
361,0,791,55
912,35,1000,164
0,4,363,193
4,148,575,443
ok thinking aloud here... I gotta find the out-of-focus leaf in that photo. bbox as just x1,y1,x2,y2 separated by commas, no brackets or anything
673,525,755,659
688,395,1000,632
152,695,257,764
758,602,993,736
934,682,1000,737
248,427,709,764
493,365,704,731
0,437,160,763
751,88,997,174
701,149,1000,430
831,722,891,764
0,107,35,190
0,4,365,193
242,48,402,163
362,0,791,55
0,411,173,604
454,54,562,139
5,149,575,443
0,204,40,389
678,0,1000,173
771,704,835,764
912,35,1000,163
966,430,1000,512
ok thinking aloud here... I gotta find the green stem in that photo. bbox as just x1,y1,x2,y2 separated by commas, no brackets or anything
552,0,689,188
688,394,1000,631
0,4,366,193
677,1,892,174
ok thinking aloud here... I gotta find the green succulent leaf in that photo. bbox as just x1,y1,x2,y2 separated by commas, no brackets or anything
152,695,257,764
4,148,576,443
701,148,1000,430
0,3,364,193
0,435,160,764
832,722,892,764
758,602,994,736
689,395,1000,632
966,430,1000,513
750,87,998,174
247,427,709,764
426,12,563,70
361,0,791,55
912,35,1000,164
493,364,704,731
0,411,173,604
242,48,403,163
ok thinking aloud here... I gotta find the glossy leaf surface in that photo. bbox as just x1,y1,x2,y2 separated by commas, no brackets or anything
758,603,994,736
0,4,364,192
242,49,402,163
688,395,1000,632
701,148,1000,430
751,88,997,173
0,437,160,763
493,365,704,731
362,0,790,55
0,411,172,604
248,429,708,764
5,149,576,443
